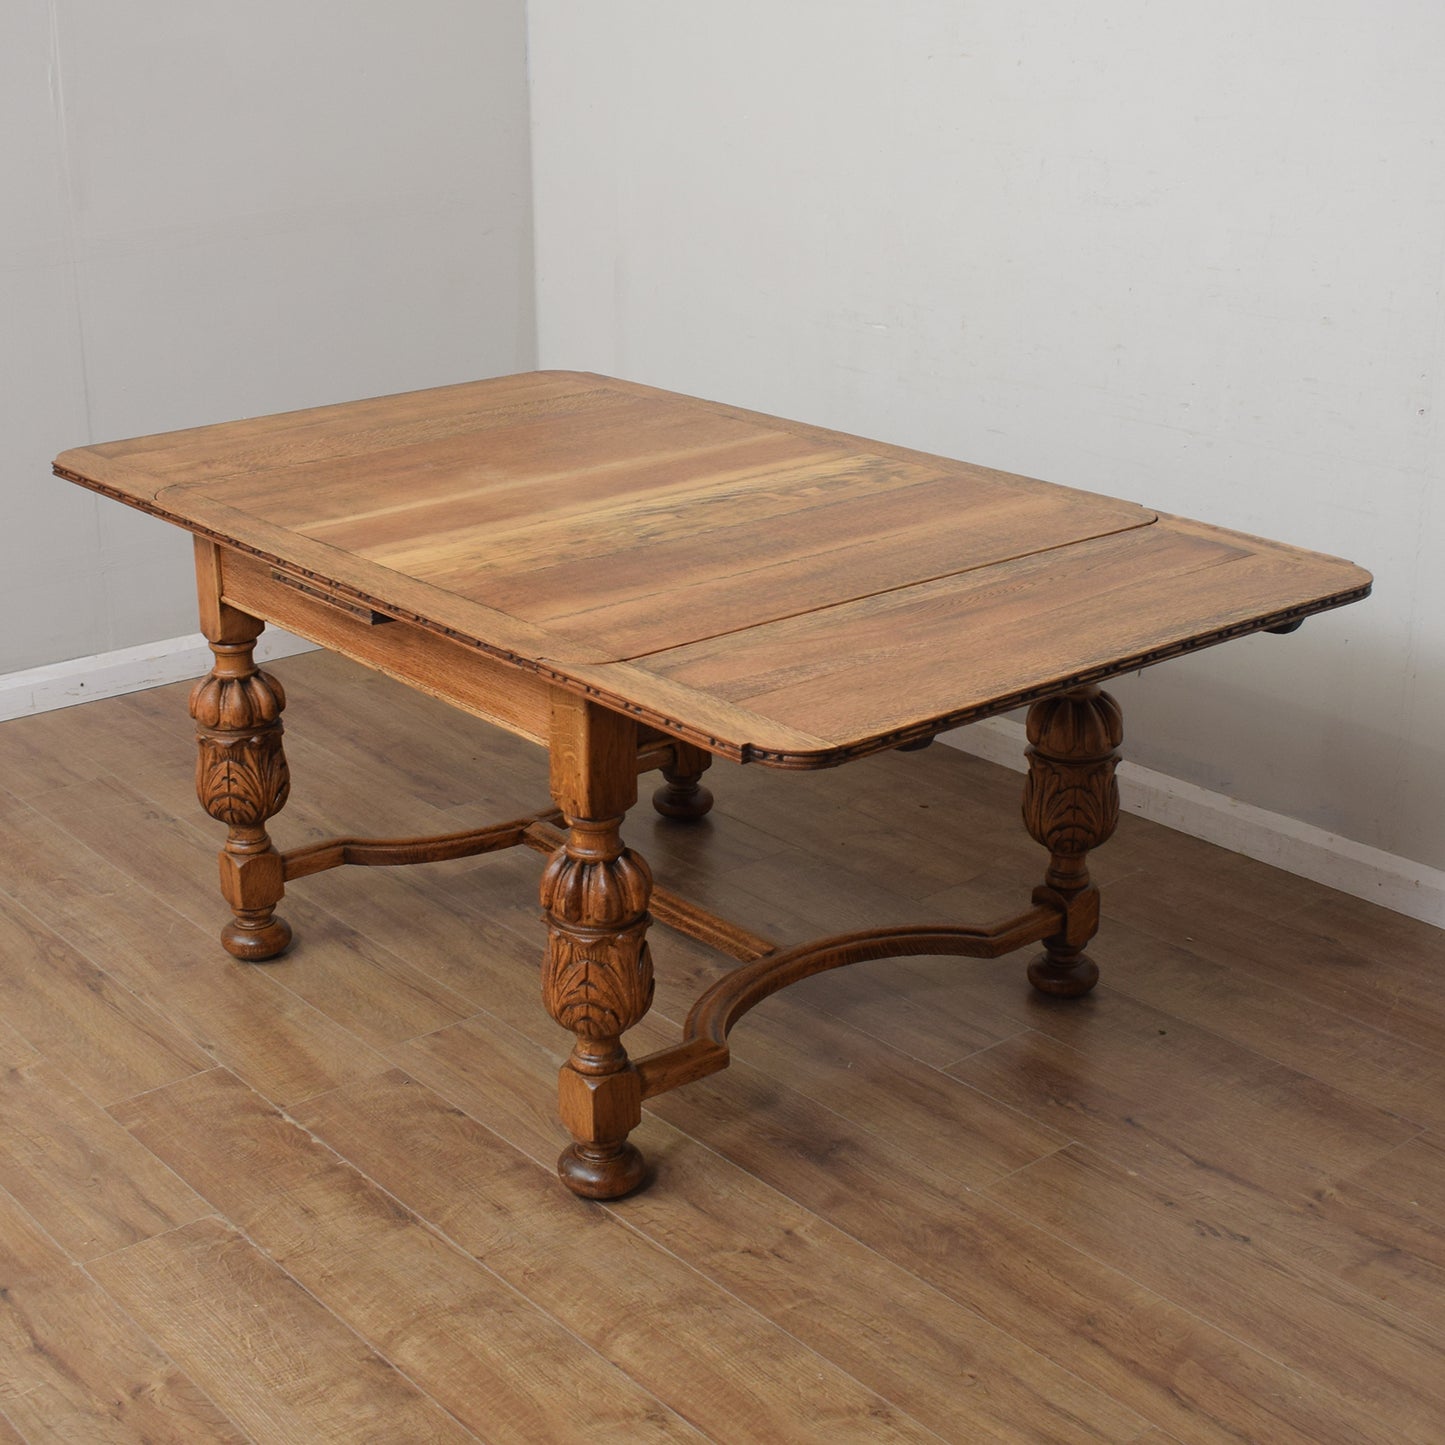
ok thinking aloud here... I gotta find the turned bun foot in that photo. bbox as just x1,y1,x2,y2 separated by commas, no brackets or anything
220,912,293,963
558,1141,649,1200
1027,952,1100,997
651,777,714,821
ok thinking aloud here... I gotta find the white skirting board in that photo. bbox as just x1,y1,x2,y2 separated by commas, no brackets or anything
942,718,1445,929
2,633,1440,928
0,629,319,723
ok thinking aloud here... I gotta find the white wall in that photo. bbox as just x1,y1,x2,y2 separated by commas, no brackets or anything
3,0,534,673
528,1,1445,874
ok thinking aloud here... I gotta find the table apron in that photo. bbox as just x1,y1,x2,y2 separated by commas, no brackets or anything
218,547,551,746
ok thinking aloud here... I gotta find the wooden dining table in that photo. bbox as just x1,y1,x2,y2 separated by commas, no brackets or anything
54,370,1372,1199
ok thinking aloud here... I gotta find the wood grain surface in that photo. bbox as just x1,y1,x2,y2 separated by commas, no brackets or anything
54,371,1370,765
0,652,1439,1442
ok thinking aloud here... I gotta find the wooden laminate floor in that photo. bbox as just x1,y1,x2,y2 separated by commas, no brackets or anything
0,649,1441,1444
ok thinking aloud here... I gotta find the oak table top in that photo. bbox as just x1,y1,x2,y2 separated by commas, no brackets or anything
54,369,1370,768
55,370,1373,1203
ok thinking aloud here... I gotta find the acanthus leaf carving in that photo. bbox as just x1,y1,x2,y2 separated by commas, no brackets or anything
1022,686,1123,861
543,920,655,1040
196,730,291,829
1022,754,1120,857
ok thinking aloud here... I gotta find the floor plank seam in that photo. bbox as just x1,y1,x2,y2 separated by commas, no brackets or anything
800,1009,1031,1077
1100,907,1437,1055
975,1168,1445,1394
90,1212,489,1444
586,1192,956,1443
0,1179,85,1271
365,1030,1061,1441
365,1064,986,1443
1342,1128,1435,1197
101,1062,227,1114
0,883,222,1108
595,1174,1130,1442
934,1031,1039,1076
627,1124,1176,1440
1095,975,1445,1135
118,1086,699,1443
944,1185,1348,1408
974,1144,1081,1194
46,1213,260,1445
259,1090,707,1440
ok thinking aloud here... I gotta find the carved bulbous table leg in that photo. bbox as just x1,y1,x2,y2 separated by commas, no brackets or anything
541,815,654,1197
651,741,715,821
544,693,656,1198
1022,685,1122,996
190,611,293,962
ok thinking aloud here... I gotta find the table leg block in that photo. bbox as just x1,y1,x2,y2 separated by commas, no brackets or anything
555,1065,646,1199
215,849,289,960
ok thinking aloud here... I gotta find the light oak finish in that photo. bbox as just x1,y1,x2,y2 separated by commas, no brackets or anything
220,543,552,745
56,371,1369,766
52,370,1372,1207
0,657,1440,1442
